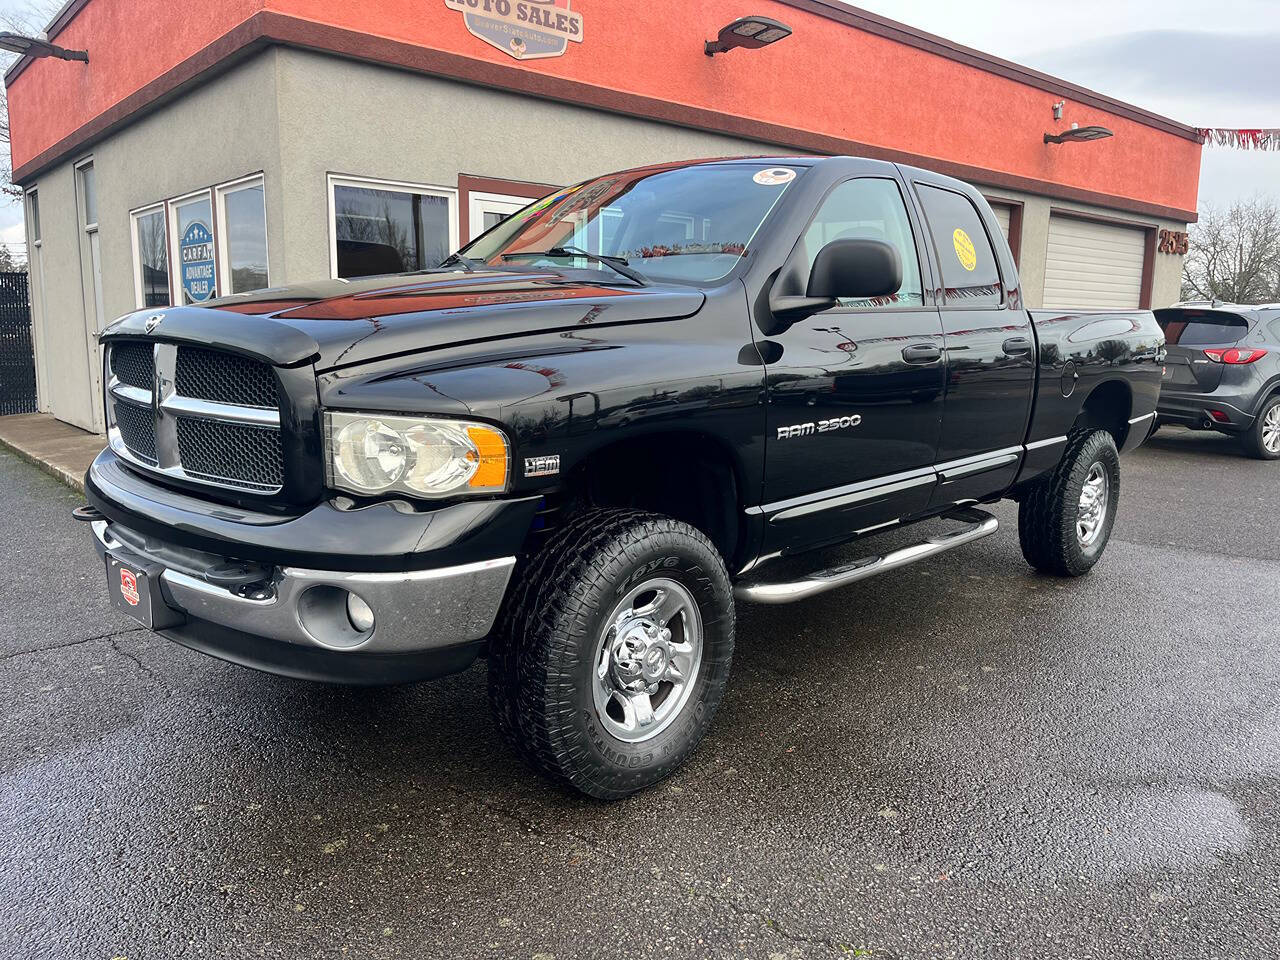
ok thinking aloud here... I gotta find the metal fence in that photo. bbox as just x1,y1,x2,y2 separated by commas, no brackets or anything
0,272,37,416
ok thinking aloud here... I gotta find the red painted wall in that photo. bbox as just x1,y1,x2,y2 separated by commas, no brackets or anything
7,0,1201,215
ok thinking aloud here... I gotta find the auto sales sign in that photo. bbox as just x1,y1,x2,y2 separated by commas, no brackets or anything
444,0,583,61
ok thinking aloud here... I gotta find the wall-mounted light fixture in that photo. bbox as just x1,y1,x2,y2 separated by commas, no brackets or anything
0,31,88,62
1044,125,1114,145
705,16,792,56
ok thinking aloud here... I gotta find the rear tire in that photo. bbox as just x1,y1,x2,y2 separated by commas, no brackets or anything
1241,395,1280,460
488,508,734,799
1018,430,1121,577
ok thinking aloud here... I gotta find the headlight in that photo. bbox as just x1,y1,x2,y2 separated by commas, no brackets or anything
325,412,510,498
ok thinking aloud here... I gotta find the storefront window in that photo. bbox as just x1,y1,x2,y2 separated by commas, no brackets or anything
131,205,169,307
171,192,217,305
330,176,456,279
218,177,269,294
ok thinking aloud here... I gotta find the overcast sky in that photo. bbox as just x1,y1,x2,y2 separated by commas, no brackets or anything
0,0,1276,256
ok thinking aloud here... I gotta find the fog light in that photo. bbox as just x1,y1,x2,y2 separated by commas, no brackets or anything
346,593,375,633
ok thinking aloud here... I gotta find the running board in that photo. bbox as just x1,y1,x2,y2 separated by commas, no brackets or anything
734,507,999,605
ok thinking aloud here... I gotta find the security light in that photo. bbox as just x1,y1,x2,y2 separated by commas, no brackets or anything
704,16,792,56
0,31,88,63
1044,125,1113,145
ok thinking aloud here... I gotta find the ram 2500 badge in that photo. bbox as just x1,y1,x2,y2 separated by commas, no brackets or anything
80,157,1164,798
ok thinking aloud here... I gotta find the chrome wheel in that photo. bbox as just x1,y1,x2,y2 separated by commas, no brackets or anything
592,577,702,743
1263,404,1280,454
1077,462,1109,548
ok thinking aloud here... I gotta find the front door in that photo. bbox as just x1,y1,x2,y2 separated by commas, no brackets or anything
760,175,945,556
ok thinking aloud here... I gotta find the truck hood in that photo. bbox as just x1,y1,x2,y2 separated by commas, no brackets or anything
101,269,707,370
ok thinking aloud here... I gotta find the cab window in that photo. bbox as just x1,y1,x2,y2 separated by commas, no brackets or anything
801,178,923,309
915,183,1002,307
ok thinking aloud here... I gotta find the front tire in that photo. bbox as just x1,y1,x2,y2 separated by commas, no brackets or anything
489,509,734,799
1242,395,1280,460
1018,429,1121,577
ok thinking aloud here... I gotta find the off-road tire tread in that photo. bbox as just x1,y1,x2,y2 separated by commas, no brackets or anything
1018,429,1119,577
488,508,733,799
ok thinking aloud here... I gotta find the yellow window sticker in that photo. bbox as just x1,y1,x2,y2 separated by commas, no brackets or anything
952,228,977,272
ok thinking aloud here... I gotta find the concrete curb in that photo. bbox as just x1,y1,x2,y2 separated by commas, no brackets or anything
0,435,87,492
0,413,105,495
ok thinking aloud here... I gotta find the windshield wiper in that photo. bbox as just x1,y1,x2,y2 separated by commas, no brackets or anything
437,252,476,273
502,245,648,286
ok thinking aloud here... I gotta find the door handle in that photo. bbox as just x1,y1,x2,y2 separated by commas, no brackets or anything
902,343,942,364
1002,337,1033,356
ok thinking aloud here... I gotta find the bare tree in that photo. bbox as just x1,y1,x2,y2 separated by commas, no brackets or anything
1182,196,1280,304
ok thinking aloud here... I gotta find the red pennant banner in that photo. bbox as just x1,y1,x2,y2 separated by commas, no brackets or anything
1195,128,1280,151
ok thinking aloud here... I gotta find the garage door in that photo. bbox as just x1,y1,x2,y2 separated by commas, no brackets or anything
1042,214,1146,310
987,201,1012,240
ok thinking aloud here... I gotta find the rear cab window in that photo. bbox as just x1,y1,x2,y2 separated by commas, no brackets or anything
1155,309,1250,345
915,184,1003,307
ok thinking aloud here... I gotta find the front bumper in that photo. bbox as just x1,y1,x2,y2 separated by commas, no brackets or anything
84,448,538,684
91,518,515,683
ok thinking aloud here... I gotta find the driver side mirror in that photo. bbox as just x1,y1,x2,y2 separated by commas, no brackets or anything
767,238,903,327
808,238,902,301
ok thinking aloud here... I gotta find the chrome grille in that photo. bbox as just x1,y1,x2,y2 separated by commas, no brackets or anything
175,347,279,409
110,342,154,391
176,419,283,490
112,399,158,465
105,341,285,495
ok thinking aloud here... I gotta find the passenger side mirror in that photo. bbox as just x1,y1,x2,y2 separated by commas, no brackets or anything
767,238,903,328
807,238,902,301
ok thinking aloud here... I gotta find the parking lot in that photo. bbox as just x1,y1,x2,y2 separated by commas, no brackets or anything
2,425,1278,960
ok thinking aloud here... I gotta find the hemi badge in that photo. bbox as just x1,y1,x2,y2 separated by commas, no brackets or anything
524,455,561,478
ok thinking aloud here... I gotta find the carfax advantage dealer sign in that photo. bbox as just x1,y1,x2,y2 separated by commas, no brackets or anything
444,0,583,60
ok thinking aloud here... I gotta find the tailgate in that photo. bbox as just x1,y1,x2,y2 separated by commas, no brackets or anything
1154,308,1251,393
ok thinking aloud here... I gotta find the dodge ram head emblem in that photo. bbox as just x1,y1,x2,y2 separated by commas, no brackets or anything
144,313,165,334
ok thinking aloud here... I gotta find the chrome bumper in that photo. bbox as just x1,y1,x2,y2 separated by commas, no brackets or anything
91,520,515,654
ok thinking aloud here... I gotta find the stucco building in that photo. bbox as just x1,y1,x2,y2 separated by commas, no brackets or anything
7,0,1201,432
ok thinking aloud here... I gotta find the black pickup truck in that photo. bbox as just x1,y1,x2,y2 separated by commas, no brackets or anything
83,156,1164,798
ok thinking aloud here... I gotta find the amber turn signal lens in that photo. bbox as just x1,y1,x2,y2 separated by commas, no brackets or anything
467,425,509,489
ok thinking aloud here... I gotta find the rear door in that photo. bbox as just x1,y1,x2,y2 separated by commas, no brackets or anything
1154,308,1252,393
911,181,1034,505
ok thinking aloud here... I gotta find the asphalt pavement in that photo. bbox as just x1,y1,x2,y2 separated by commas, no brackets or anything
2,425,1278,959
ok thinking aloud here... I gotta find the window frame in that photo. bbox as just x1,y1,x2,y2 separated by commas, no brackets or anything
215,173,270,297
27,188,41,247
913,181,1007,310
326,173,459,280
74,158,98,235
467,190,535,242
796,175,932,314
129,201,171,309
166,187,218,305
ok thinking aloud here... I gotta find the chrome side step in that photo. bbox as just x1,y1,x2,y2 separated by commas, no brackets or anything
734,507,999,605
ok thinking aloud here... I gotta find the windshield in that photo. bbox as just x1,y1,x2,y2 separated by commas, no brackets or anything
461,163,804,285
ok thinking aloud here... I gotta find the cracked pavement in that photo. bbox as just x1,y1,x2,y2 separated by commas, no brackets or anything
2,425,1279,960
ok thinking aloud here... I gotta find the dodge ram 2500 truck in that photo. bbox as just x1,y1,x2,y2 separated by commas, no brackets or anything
81,156,1164,798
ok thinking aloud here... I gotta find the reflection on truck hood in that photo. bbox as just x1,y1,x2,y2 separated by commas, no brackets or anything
105,269,706,371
